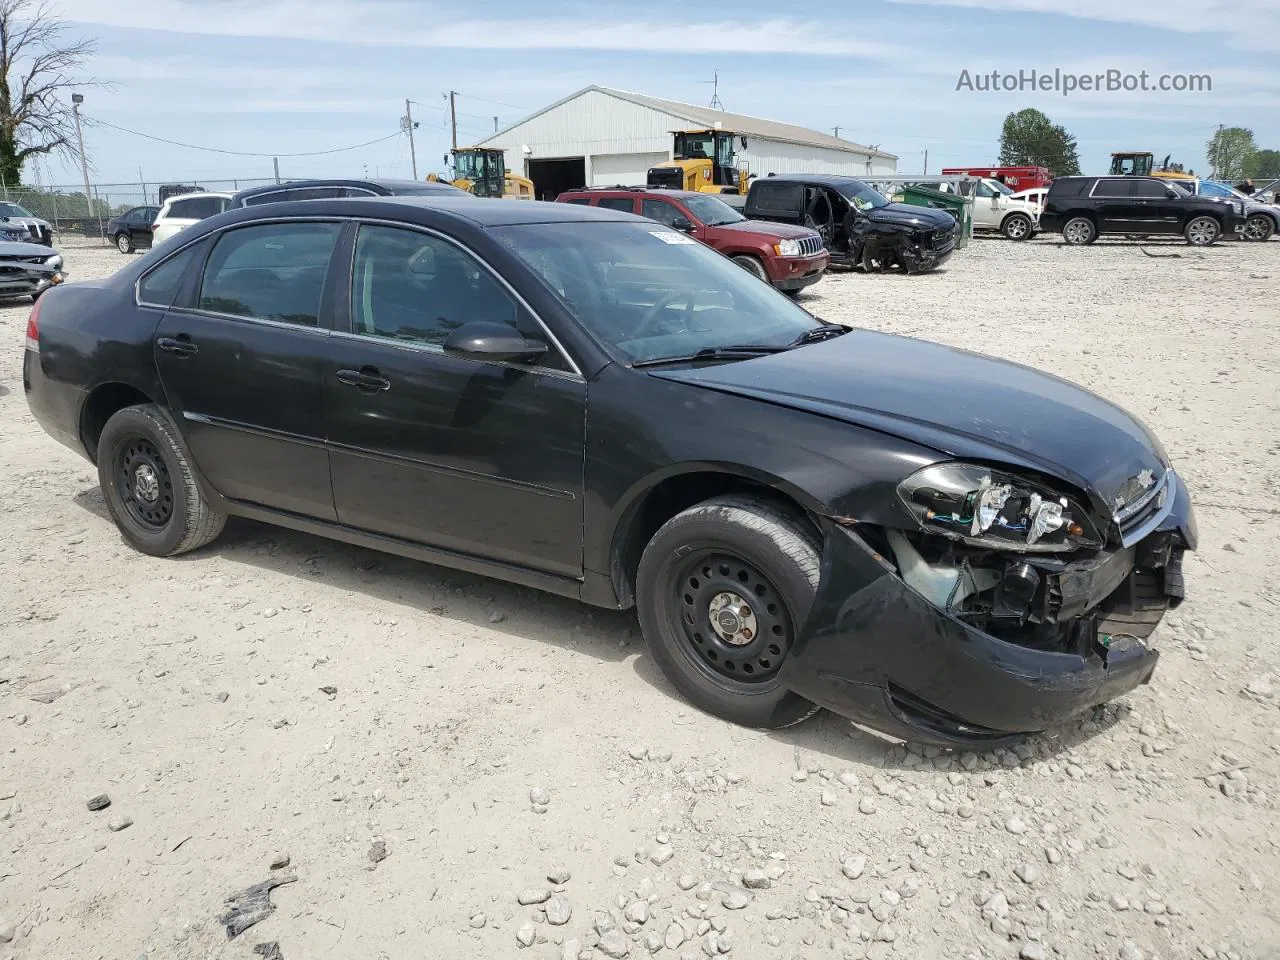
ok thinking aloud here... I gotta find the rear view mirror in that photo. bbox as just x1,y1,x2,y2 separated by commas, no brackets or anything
443,320,548,364
671,215,694,232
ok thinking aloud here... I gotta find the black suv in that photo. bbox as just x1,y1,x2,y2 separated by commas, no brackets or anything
1040,176,1244,246
744,174,956,273
229,178,463,209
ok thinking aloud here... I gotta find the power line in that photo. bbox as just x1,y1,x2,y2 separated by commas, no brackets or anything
84,118,404,158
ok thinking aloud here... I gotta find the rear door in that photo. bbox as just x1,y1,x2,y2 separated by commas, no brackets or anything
152,219,345,519
744,180,804,224
324,222,586,577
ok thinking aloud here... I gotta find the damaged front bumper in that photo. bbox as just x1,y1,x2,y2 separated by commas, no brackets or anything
780,476,1195,747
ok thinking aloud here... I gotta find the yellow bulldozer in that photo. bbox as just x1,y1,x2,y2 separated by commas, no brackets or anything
1108,151,1195,183
428,147,534,199
646,128,750,194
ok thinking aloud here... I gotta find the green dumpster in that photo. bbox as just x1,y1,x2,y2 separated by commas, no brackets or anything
892,183,972,249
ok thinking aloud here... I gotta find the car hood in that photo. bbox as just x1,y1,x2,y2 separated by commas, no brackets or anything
866,203,956,230
1,215,48,227
649,329,1167,514
713,219,820,241
0,241,58,258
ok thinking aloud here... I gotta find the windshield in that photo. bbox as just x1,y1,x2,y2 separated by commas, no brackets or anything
677,132,715,160
682,195,745,226
494,222,822,365
0,202,33,218
989,179,1014,195
838,179,890,211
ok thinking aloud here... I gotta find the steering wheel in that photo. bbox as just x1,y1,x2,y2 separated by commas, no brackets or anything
633,290,699,339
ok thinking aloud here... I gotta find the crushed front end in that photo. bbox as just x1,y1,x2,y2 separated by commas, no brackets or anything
781,464,1195,747
0,242,65,300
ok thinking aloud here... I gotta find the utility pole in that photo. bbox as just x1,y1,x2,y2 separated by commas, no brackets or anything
139,166,147,204
71,94,93,216
923,149,928,174
403,99,419,179
449,90,458,149
493,115,499,133
833,126,840,139
1211,122,1224,179
273,157,281,183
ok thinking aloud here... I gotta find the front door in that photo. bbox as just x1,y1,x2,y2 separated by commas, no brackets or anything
1130,179,1182,234
1089,178,1137,230
324,223,586,578
153,220,343,520
972,181,1001,229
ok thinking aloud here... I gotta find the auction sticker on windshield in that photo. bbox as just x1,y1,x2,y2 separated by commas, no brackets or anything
650,230,696,244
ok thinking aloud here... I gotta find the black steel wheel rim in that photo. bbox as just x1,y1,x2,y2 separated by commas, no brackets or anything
115,434,174,529
670,551,794,686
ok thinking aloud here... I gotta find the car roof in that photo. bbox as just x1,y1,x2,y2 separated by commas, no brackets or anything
758,173,868,187
233,178,460,200
162,192,233,204
563,187,710,201
217,195,644,228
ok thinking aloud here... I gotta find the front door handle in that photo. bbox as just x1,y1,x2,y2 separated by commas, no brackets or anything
156,336,198,357
336,367,391,392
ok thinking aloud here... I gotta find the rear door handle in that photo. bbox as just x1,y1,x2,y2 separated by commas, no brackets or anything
156,336,198,357
336,367,391,392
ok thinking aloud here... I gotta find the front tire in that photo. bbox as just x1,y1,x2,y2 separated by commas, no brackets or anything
1001,213,1033,241
115,232,135,254
1242,213,1275,241
1062,217,1097,245
636,495,822,729
97,404,226,557
731,255,769,283
1184,215,1220,246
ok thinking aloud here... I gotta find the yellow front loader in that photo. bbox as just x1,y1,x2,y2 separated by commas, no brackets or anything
429,147,534,199
646,129,749,194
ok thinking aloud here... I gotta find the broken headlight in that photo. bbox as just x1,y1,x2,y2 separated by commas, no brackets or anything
898,463,1101,553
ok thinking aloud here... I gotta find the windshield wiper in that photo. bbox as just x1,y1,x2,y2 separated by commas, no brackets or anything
789,323,848,347
631,344,791,369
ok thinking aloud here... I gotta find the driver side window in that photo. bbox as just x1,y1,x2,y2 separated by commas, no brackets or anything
975,181,996,198
350,225,568,369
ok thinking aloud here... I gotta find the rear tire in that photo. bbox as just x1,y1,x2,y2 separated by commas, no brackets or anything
636,495,822,729
115,232,134,254
1001,212,1033,241
97,404,226,557
731,255,769,283
1062,217,1097,245
1184,215,1220,246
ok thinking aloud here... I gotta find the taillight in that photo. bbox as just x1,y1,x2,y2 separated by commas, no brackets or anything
25,295,43,351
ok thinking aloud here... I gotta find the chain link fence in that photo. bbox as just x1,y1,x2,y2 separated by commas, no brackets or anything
2,178,281,243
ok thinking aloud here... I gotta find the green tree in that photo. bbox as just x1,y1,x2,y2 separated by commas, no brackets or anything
0,0,96,188
998,108,1082,177
1249,148,1280,180
1205,126,1257,181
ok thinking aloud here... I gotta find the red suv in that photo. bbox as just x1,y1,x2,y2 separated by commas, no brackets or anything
557,187,829,295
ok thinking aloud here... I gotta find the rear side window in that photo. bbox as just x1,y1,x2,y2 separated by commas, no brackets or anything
167,197,228,219
561,197,591,205
198,222,341,326
597,197,635,212
747,181,804,218
1091,179,1132,198
245,187,346,205
138,242,203,308
1047,179,1089,198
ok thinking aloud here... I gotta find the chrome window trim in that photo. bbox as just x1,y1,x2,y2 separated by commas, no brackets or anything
1088,179,1131,199
133,234,210,309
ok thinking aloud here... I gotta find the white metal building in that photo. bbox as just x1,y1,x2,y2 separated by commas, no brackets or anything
477,85,898,200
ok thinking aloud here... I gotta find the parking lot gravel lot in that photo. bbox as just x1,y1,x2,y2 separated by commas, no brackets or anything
1,234,1278,960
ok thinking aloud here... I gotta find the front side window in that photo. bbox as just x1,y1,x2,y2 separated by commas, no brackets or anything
138,242,204,308
975,181,997,198
494,221,822,365
641,199,686,227
199,222,341,325
682,195,744,226
350,225,562,368
1135,180,1175,199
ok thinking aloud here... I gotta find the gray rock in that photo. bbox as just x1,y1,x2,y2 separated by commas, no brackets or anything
899,875,923,899
1245,676,1274,698
643,931,663,954
742,868,770,889
628,743,649,760
468,913,487,929
624,900,650,925
721,890,749,910
1014,862,1041,885
718,931,735,953
595,913,616,936
270,851,290,870
516,923,536,947
0,920,14,944
107,813,133,832
1005,816,1027,834
518,887,552,905
701,932,721,956
651,846,674,866
1119,942,1145,960
677,874,699,891
87,793,111,811
874,923,896,943
488,611,507,624
1021,944,1048,960
820,788,838,807
842,854,867,880
599,929,631,958
214,691,230,702
546,894,573,925
858,796,877,815
665,922,686,950
529,786,551,806
561,938,582,960
547,865,571,884
1110,894,1129,911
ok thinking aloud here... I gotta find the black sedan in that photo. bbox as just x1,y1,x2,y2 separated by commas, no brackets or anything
22,197,1196,746
107,205,161,254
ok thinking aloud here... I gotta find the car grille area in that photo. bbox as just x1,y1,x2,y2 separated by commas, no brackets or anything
797,235,824,256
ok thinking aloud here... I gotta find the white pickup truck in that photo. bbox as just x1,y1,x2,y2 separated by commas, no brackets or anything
935,177,1041,240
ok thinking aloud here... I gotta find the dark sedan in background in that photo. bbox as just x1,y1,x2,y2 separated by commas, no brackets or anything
23,196,1194,745
107,205,161,254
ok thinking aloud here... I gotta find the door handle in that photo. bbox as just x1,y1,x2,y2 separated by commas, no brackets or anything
156,336,198,357
336,367,391,392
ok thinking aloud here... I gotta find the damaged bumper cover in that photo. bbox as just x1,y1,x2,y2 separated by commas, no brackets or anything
780,474,1195,747
0,242,65,298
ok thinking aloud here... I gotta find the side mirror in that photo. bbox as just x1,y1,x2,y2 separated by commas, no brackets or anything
671,215,695,232
443,320,548,364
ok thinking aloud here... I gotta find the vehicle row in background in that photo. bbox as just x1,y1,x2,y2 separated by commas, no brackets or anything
1040,175,1245,245
1,201,54,246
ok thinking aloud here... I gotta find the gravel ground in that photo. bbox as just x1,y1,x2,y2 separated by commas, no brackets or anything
1,234,1278,960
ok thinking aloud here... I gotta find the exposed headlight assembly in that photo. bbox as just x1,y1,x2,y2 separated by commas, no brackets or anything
774,239,801,256
43,254,63,269
898,463,1101,553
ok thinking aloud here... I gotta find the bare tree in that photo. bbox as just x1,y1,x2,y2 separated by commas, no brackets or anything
0,0,95,187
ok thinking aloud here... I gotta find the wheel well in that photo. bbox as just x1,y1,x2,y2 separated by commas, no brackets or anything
609,472,819,609
81,383,153,462
1063,210,1096,224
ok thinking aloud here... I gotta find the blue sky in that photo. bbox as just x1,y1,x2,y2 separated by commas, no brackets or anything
29,0,1280,193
